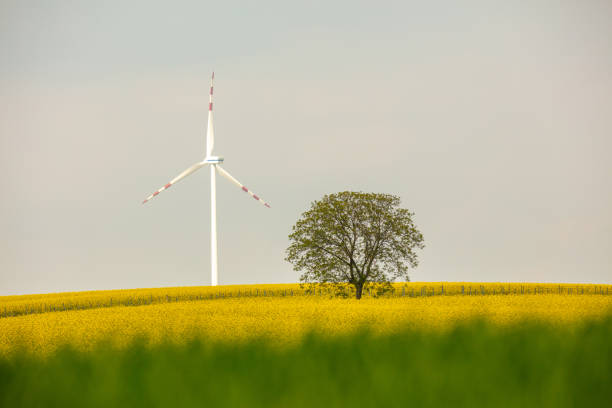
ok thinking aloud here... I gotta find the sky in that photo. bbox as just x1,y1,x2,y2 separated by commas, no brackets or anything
1,0,611,295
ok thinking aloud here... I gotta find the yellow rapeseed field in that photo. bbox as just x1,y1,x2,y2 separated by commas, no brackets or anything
1,283,611,357
1,282,608,318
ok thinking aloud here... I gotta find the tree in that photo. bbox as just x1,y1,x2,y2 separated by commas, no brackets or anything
286,191,425,299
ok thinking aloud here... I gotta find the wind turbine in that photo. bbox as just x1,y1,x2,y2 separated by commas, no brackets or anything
142,73,271,286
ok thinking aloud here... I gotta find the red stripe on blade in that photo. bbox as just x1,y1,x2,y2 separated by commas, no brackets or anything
209,102,213,111
253,195,259,200
264,203,271,208
241,186,248,192
153,191,159,196
164,183,171,189
210,87,213,95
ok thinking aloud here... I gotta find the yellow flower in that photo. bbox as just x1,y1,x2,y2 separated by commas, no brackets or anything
1,283,610,357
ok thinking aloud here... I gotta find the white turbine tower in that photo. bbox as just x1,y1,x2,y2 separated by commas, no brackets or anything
142,73,271,286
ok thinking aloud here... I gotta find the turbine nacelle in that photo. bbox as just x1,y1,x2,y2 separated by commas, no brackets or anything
203,156,224,164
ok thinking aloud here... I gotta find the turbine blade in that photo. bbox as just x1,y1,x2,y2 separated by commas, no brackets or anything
216,165,271,208
142,162,206,204
206,72,215,157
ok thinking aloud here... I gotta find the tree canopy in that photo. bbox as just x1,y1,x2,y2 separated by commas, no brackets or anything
286,191,425,299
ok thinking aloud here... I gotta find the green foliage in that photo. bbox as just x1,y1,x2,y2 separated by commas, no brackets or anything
1,317,611,407
287,191,424,298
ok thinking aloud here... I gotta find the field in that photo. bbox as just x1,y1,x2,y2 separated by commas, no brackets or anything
1,282,608,318
1,282,611,407
1,282,611,356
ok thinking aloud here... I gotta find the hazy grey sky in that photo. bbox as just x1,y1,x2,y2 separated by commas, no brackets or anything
1,0,611,295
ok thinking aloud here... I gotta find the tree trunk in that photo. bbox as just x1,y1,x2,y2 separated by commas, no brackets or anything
355,282,363,300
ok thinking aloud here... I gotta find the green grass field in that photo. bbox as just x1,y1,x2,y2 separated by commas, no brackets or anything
1,316,610,408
